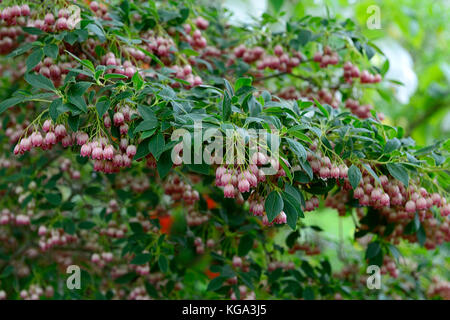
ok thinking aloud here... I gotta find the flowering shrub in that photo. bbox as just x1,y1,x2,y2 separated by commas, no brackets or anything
0,0,448,300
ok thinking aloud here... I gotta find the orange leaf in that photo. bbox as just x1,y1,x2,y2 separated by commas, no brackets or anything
158,215,173,235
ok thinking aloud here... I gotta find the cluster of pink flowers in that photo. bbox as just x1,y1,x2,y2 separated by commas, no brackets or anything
33,57,75,87
186,208,210,227
381,256,399,278
194,237,205,254
164,175,200,205
345,98,373,119
37,225,78,252
262,211,287,226
304,196,320,212
427,277,450,300
267,260,296,272
308,152,349,181
170,64,203,88
322,162,450,248
0,4,30,26
317,89,340,109
288,242,321,255
360,69,382,84
79,136,135,174
215,152,285,197
99,220,127,239
182,22,207,49
0,25,22,54
101,52,138,78
60,158,81,180
13,120,74,155
30,8,78,32
214,151,292,226
352,172,449,218
115,174,151,193
230,286,256,300
313,46,339,68
89,1,112,20
91,252,114,267
231,44,302,73
19,284,54,300
0,208,30,226
342,61,361,83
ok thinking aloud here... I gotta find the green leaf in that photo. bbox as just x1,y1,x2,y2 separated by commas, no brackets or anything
131,253,151,265
303,286,315,300
238,272,254,290
87,23,106,42
181,48,199,56
386,163,409,187
269,0,284,12
265,191,284,223
157,150,172,179
223,78,234,96
388,244,401,262
0,96,27,115
24,73,56,92
279,158,293,183
238,234,254,257
95,97,110,117
78,221,96,230
207,276,224,291
137,105,156,120
149,132,165,160
158,255,169,273
286,230,300,248
134,119,158,133
134,139,150,160
222,91,231,121
384,138,401,154
282,192,300,229
365,241,381,260
362,163,380,185
43,44,59,59
234,77,252,92
68,114,80,131
49,98,63,122
380,59,390,76
287,129,313,144
26,48,43,71
115,272,137,284
300,160,313,180
69,82,92,96
129,222,144,234
45,192,62,205
285,184,304,207
6,42,33,58
417,224,426,246
137,47,164,67
104,73,128,80
286,137,307,162
296,29,312,47
132,71,144,90
348,165,362,189
68,95,87,113
145,283,159,298
314,98,329,118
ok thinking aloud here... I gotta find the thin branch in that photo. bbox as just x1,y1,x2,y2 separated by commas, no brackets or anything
405,100,448,136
